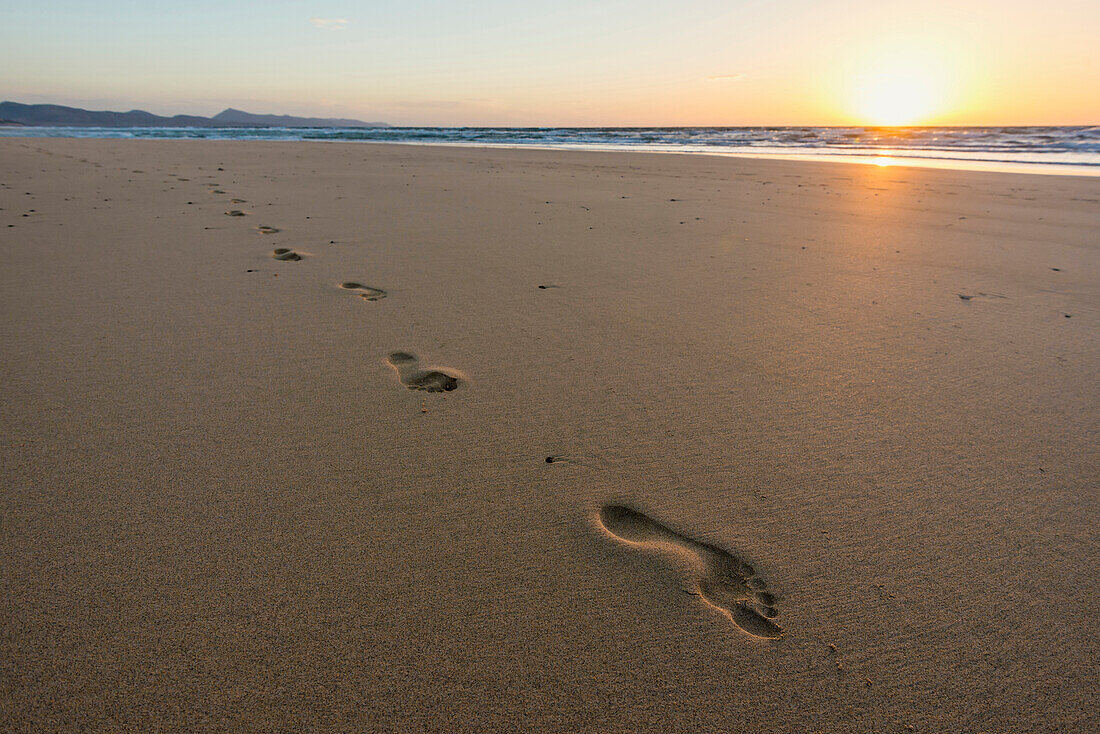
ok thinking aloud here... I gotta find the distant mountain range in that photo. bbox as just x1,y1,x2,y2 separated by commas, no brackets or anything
0,102,389,128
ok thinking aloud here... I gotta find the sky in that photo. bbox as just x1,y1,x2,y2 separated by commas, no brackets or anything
1,1,1097,126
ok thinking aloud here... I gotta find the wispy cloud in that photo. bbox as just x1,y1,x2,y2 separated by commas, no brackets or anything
706,73,745,82
310,17,348,30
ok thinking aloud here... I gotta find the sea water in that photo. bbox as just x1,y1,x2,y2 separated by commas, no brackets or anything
3,125,1097,174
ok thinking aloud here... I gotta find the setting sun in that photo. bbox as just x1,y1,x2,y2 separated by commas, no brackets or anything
849,48,951,126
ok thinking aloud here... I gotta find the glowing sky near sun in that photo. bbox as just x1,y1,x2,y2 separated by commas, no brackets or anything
0,0,1096,126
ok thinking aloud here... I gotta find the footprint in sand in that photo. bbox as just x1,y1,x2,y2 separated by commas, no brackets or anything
340,282,387,301
256,225,281,234
272,248,302,261
598,505,782,639
225,209,248,217
958,291,1007,302
387,352,459,392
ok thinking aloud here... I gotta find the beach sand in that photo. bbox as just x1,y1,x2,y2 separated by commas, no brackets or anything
1,139,1097,732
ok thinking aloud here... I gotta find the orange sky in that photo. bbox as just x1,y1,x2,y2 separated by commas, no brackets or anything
1,0,1097,126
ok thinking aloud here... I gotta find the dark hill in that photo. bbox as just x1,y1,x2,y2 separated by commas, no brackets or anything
0,102,388,128
211,108,387,128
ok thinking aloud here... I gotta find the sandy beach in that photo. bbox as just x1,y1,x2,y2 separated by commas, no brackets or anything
1,138,1097,731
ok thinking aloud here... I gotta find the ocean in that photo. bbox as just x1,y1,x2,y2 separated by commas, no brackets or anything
3,125,1098,174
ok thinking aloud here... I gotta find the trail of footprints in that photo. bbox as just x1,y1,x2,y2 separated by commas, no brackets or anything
209,174,782,641
213,184,456,391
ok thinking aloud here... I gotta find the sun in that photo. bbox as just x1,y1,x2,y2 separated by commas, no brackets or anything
849,49,949,126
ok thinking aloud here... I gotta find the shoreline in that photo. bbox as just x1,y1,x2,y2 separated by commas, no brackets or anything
368,140,1100,176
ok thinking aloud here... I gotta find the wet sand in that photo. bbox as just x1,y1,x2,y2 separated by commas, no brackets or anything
1,139,1097,731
